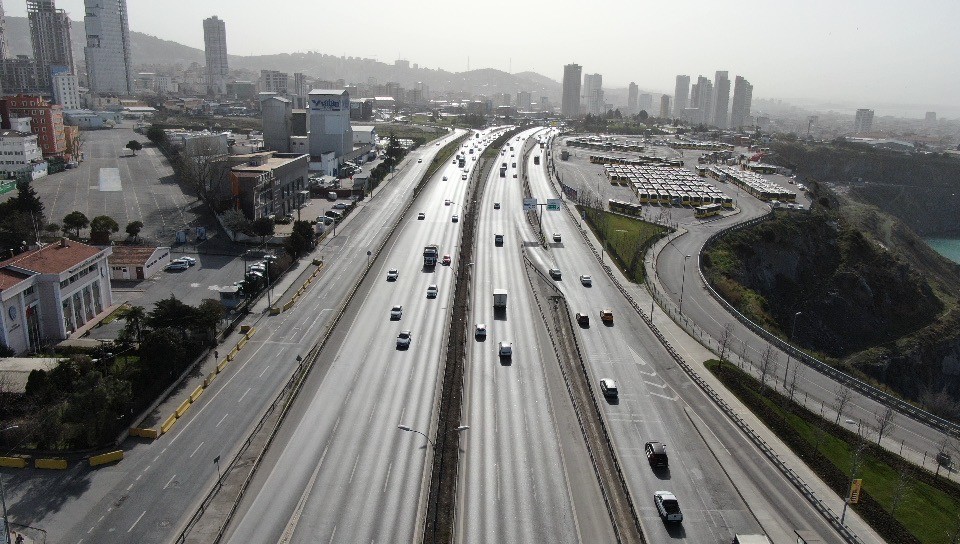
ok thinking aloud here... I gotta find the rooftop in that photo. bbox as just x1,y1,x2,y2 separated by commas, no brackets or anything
231,151,308,173
107,246,167,266
0,130,34,138
309,88,347,96
1,240,105,276
0,268,30,291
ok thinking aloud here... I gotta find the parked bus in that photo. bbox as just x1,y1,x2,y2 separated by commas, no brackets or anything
695,203,722,219
608,199,643,217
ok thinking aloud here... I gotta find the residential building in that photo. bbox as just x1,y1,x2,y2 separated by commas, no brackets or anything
712,71,730,128
84,0,134,95
582,73,603,116
627,82,638,115
692,75,713,125
260,70,289,95
308,89,352,159
1,94,66,157
730,76,753,129
203,16,228,96
260,94,292,153
293,72,309,99
673,75,690,117
659,95,670,118
0,129,46,180
516,91,532,111
854,108,874,133
52,72,80,109
27,0,74,77
290,109,307,137
0,56,45,95
0,239,114,354
561,63,582,118
227,151,309,220
639,93,653,115
0,0,7,62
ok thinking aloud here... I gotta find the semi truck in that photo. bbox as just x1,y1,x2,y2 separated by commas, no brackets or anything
458,156,466,168
423,244,439,267
534,156,540,165
493,289,508,309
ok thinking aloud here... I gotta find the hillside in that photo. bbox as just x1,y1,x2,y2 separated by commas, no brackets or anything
4,16,561,98
703,185,960,413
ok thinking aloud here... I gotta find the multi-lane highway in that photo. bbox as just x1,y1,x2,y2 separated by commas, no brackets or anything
5,130,466,544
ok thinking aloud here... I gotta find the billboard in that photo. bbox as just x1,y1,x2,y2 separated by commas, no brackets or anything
310,97,345,112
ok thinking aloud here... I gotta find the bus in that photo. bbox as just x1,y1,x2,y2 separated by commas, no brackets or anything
695,203,722,219
608,199,643,217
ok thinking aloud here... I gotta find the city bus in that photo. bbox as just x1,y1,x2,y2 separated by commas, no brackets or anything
695,203,722,219
608,199,643,217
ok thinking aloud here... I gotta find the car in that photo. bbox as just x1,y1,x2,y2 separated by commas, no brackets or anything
426,285,438,298
333,202,348,210
417,158,423,163
600,309,613,323
452,215,459,223
441,255,451,266
576,313,590,327
165,261,189,271
390,305,403,320
552,233,561,243
498,341,513,358
645,441,669,468
580,275,592,286
387,269,399,281
417,212,426,220
654,491,682,523
599,378,618,398
443,176,448,181
249,263,267,273
493,202,500,209
461,174,467,180
396,330,412,349
444,199,451,206
475,323,487,339
495,234,503,246
549,268,561,280
513,173,518,178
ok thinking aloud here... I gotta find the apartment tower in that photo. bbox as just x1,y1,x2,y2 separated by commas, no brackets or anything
203,16,229,96
28,0,74,74
730,76,753,129
561,63,582,118
673,75,690,118
84,0,134,95
627,82,638,115
712,71,730,128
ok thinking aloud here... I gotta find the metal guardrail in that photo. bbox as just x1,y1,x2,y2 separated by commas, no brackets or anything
698,213,960,438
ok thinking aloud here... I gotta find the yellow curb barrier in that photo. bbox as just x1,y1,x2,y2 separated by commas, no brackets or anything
0,457,27,468
35,458,67,470
237,337,248,350
204,371,217,386
240,324,251,333
128,427,159,439
269,307,281,315
245,327,256,339
283,300,294,311
160,413,177,434
89,450,123,467
217,358,229,373
190,385,204,402
175,398,191,418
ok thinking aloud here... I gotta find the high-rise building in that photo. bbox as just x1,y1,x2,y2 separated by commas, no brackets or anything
853,108,874,133
203,16,228,96
516,91,532,111
639,93,653,114
659,95,671,118
293,73,309,98
925,111,937,124
582,73,603,115
0,0,8,61
712,71,730,128
561,63,582,118
673,75,690,118
84,0,134,95
730,76,753,129
28,0,74,76
308,89,352,158
627,82,638,115
260,70,289,94
1,94,65,157
689,75,713,124
52,71,80,109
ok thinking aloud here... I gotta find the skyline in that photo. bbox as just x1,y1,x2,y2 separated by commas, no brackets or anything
4,0,960,115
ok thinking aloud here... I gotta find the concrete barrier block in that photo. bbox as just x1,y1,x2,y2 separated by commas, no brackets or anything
0,456,27,468
237,337,248,351
128,427,159,439
217,358,229,373
204,371,217,386
189,385,203,402
35,458,67,470
160,414,177,434
175,398,191,418
245,327,256,339
240,324,252,333
89,450,123,467
269,307,281,315
283,300,294,311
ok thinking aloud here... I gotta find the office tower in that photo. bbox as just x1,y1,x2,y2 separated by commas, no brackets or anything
673,75,690,117
516,91,532,111
712,71,730,128
730,76,753,129
582,73,603,115
28,0,74,75
561,63,582,118
0,0,7,61
84,0,134,95
853,108,874,133
627,82,638,114
659,95,670,118
203,16,228,96
639,93,652,114
692,75,713,125
260,70,289,94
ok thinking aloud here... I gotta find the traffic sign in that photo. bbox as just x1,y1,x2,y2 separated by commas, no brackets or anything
849,479,862,504
546,199,562,211
523,198,538,212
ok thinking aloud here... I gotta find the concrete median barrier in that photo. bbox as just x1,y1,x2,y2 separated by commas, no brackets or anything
89,450,123,467
161,413,178,434
129,427,160,439
0,456,27,468
35,458,67,470
190,385,204,402
175,398,191,418
217,358,230,373
204,371,217,386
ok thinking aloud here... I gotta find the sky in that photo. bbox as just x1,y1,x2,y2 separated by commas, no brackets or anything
6,0,960,113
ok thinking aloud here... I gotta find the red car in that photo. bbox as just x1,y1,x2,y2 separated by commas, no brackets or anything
442,255,451,266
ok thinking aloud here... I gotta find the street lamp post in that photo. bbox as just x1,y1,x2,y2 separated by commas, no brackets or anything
397,424,470,449
0,425,19,544
679,254,691,314
791,311,803,342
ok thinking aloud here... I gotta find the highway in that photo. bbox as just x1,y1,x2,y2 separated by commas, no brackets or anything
4,130,466,544
524,134,844,543
457,128,616,543
223,129,506,543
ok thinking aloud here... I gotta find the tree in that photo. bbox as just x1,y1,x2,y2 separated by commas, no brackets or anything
126,140,143,156
717,322,734,371
44,223,61,237
145,125,167,146
250,217,275,246
121,305,147,343
89,215,120,245
874,405,896,444
13,181,44,218
889,465,913,518
147,295,195,333
175,138,229,207
125,220,144,243
63,211,90,238
758,344,777,393
833,385,853,424
787,360,802,401
221,209,252,240
194,299,225,339
638,110,649,122
285,220,315,258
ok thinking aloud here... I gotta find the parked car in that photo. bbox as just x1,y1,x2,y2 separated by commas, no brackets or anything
576,313,590,327
475,323,487,339
645,441,669,468
387,269,399,281
165,261,189,271
599,378,618,398
333,202,348,210
418,158,423,163
461,174,467,180
390,305,403,320
443,176,448,181
654,491,683,523
396,330,412,349
444,199,451,206
426,285,438,298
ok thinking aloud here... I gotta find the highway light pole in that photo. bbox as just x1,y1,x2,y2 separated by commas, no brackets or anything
679,255,691,314
791,311,803,341
397,424,470,450
0,425,19,544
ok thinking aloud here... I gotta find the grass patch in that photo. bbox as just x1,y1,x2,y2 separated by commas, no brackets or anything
576,206,668,283
98,303,131,326
375,123,446,144
706,359,960,544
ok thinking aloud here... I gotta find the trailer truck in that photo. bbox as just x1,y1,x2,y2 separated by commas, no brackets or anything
423,244,439,267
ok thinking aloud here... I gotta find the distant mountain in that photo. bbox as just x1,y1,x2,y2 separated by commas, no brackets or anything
4,16,561,99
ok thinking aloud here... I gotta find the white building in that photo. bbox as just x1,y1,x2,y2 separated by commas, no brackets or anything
854,108,874,133
203,16,228,96
83,0,134,95
0,129,46,180
308,89,352,159
107,246,170,280
351,125,378,146
51,72,81,109
582,73,603,116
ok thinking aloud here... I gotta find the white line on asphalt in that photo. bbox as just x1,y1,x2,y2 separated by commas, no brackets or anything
128,510,146,532
348,454,361,483
126,484,133,491
163,474,176,490
87,526,94,533
152,455,159,463
190,441,204,458
216,413,229,427
135,474,141,481
98,516,104,522
143,465,150,472
382,461,393,493
238,387,251,403
259,365,270,378
327,526,337,544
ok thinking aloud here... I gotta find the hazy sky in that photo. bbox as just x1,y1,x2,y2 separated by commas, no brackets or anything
7,0,959,111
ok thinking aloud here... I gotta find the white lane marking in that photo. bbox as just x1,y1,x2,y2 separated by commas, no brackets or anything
278,443,330,544
189,441,204,458
152,455,159,463
126,484,133,491
348,454,361,483
135,474,141,481
216,413,229,427
238,387,251,403
163,474,176,490
128,510,146,532
382,461,393,493
327,526,338,544
258,365,271,378
143,465,150,472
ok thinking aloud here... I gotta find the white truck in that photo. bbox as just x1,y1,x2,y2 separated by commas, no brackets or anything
493,289,508,310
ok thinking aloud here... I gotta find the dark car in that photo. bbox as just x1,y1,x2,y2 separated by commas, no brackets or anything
645,441,668,468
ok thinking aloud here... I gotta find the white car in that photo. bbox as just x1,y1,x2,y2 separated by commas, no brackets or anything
426,285,438,298
175,256,197,266
654,491,683,523
461,174,467,180
475,323,487,339
498,341,513,358
387,269,399,281
396,330,412,349
390,305,403,320
580,275,592,286
417,158,423,163
443,176,448,181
